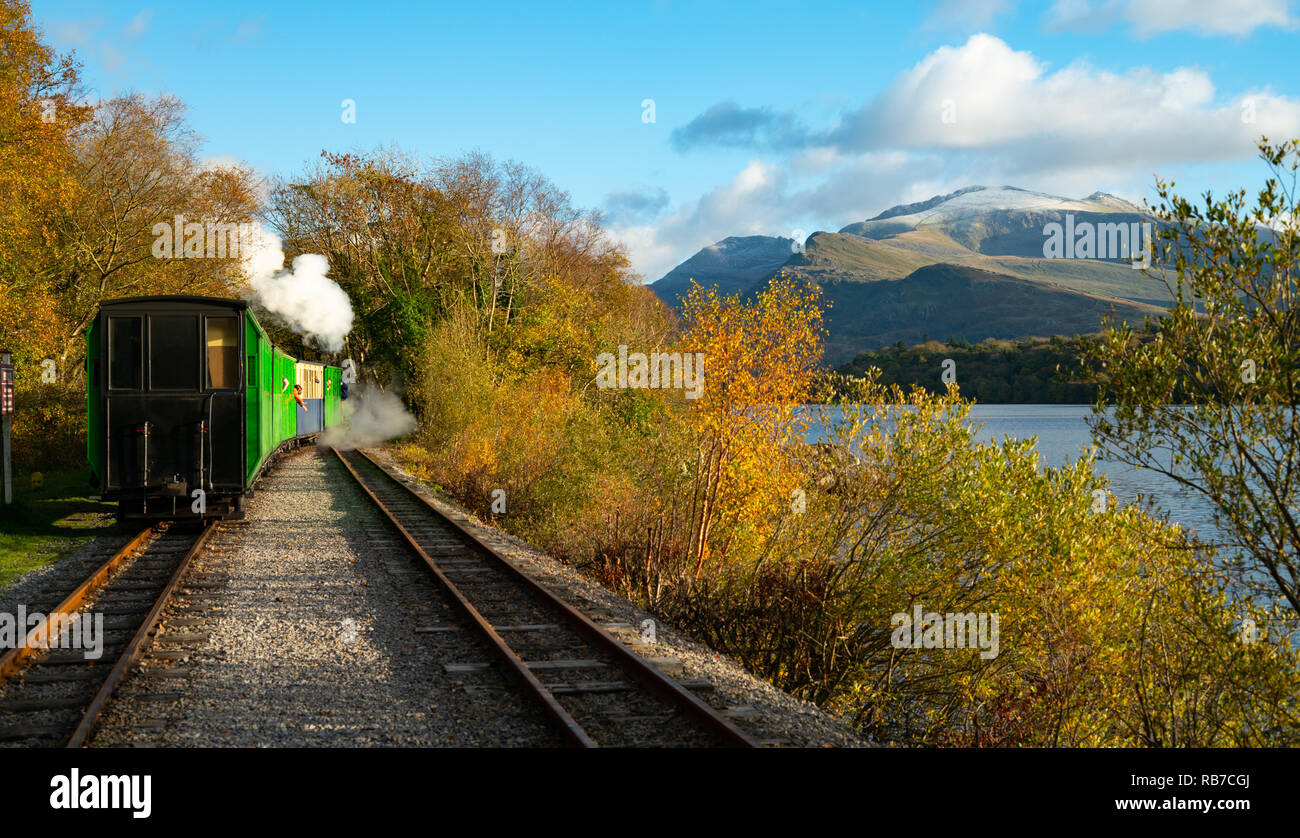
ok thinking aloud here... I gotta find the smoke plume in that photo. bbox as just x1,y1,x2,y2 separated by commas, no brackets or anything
242,226,354,352
320,385,418,450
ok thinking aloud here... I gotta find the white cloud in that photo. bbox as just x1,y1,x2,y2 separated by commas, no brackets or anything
789,146,842,175
628,33,1300,281
786,150,927,222
731,160,779,194
125,8,153,38
607,162,793,282
924,0,1018,30
53,19,100,44
1046,0,1295,36
1127,0,1294,35
832,34,1300,174
607,153,931,282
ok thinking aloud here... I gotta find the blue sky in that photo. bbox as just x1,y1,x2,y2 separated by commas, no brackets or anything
33,0,1300,281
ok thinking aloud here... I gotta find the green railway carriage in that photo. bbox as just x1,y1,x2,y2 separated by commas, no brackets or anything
86,295,344,520
324,366,343,428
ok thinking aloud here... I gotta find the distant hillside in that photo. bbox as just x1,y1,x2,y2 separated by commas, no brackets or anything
651,235,795,306
777,231,935,284
814,263,1163,365
837,335,1101,404
648,185,1174,363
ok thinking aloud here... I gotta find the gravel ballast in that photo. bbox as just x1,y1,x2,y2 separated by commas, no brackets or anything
89,446,559,747
367,447,870,748
25,443,870,748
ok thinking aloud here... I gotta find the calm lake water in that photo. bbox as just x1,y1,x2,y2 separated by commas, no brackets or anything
811,404,1223,544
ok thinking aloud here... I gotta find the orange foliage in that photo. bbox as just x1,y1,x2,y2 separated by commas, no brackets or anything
676,272,826,576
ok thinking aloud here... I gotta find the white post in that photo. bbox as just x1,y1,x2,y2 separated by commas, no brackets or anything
1,350,11,505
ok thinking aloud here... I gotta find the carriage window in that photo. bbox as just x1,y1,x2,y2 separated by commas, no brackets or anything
108,317,142,389
150,316,199,390
206,317,239,389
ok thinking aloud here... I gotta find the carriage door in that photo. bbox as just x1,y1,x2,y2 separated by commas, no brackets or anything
205,316,244,489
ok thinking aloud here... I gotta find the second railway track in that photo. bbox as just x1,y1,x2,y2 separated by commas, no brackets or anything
0,523,212,747
333,446,760,748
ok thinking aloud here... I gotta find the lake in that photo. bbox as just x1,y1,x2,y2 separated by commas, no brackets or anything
810,404,1224,545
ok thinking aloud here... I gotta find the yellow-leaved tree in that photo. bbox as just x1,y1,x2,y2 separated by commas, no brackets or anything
677,272,824,578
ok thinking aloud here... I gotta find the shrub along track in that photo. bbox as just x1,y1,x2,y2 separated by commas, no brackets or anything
333,446,759,748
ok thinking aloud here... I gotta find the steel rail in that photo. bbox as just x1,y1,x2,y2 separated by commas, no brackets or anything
332,446,596,747
65,522,216,748
0,526,154,682
334,446,759,749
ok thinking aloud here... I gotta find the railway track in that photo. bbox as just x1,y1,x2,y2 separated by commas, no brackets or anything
332,447,760,748
0,523,213,747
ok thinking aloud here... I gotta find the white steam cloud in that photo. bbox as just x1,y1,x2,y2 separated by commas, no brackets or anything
320,385,418,451
243,226,354,352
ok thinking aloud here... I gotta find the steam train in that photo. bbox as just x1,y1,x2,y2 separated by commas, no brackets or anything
86,296,345,520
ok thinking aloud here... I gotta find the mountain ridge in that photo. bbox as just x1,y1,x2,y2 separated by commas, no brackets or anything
648,185,1168,364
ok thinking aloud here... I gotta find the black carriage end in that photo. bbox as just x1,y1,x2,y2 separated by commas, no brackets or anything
89,296,248,521
86,295,343,523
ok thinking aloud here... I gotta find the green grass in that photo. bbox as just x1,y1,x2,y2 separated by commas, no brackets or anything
0,470,116,592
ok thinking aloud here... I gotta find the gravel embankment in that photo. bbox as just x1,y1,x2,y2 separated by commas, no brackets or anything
368,447,871,748
46,442,871,747
90,447,559,747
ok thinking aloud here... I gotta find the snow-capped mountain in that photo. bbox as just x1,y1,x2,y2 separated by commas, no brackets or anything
649,186,1167,364
851,185,1141,228
839,186,1150,254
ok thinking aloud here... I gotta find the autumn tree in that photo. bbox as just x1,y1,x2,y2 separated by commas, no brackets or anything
47,94,260,372
0,0,90,376
672,273,824,578
0,4,259,468
659,367,1299,746
268,149,658,393
577,272,1299,745
1088,137,1300,628
0,1,92,468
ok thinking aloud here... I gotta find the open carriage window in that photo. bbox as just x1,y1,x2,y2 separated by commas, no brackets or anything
206,316,239,389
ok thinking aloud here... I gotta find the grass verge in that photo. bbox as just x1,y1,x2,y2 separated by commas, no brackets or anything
0,470,116,592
